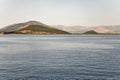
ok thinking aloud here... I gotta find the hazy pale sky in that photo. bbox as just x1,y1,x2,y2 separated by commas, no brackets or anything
0,0,120,28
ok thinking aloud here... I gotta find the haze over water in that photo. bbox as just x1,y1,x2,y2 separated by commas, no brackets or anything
0,35,120,80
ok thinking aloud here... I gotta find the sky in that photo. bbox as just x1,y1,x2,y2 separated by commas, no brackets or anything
0,0,120,28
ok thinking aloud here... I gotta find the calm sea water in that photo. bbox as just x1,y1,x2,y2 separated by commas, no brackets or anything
0,35,120,80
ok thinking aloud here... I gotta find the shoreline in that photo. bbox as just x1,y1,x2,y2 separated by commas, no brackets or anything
1,33,120,36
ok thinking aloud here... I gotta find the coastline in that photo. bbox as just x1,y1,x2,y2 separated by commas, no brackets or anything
1,33,120,36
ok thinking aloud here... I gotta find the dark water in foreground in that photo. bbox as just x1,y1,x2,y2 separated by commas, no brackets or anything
0,35,120,80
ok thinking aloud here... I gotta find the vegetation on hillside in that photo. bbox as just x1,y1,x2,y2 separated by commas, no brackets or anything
9,25,70,34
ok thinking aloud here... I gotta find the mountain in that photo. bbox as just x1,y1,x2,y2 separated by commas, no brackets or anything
91,27,113,33
94,25,120,33
52,25,120,34
0,21,70,34
1,21,120,34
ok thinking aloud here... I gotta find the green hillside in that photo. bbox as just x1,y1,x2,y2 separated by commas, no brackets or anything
15,25,70,34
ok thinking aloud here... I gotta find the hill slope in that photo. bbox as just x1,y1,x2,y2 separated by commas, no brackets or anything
15,25,69,34
84,30,98,34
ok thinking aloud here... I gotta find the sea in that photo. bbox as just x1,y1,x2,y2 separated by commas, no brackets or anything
0,35,120,80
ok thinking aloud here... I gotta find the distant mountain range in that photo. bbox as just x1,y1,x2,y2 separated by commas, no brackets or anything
0,21,120,34
52,25,90,33
52,25,120,33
